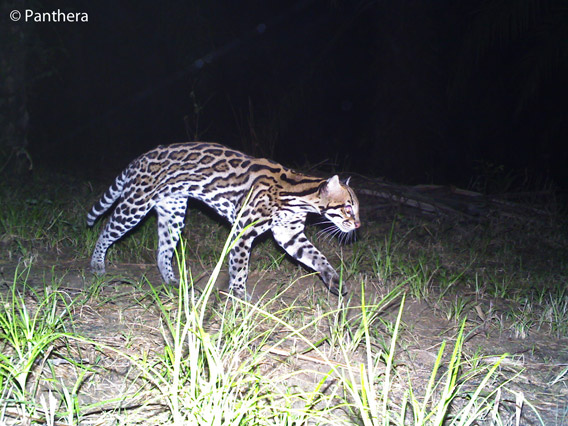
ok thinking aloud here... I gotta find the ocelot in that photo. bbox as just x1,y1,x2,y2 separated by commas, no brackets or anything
87,142,360,298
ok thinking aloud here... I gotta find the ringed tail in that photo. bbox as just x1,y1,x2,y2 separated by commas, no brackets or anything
86,169,128,226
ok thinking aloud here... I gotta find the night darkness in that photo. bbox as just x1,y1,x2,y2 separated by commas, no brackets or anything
3,0,568,191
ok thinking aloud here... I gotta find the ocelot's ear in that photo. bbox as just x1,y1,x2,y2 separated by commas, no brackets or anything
344,176,351,186
320,175,343,197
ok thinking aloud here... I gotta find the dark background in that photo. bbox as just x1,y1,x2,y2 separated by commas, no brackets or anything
3,0,567,192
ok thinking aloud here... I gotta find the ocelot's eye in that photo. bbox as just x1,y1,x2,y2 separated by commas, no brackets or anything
344,205,353,216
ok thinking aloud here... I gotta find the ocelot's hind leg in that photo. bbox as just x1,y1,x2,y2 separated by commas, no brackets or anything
90,198,152,276
155,197,188,284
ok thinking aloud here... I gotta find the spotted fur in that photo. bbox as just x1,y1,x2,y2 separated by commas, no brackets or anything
87,142,360,298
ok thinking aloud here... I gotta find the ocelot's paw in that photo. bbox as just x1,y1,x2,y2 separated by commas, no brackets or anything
329,279,348,297
90,261,106,276
229,285,251,301
158,262,177,286
162,274,178,286
323,271,348,297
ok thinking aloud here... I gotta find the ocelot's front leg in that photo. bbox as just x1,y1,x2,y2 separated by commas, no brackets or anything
272,222,347,297
228,235,253,299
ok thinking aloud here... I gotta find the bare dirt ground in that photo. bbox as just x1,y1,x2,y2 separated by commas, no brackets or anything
1,259,567,424
1,177,567,425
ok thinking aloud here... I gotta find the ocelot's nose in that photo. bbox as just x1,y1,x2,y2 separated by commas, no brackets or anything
354,220,361,229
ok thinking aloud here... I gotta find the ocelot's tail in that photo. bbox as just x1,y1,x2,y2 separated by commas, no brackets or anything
86,170,128,226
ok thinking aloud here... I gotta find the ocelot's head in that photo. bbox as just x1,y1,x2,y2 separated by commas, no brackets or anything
318,175,361,233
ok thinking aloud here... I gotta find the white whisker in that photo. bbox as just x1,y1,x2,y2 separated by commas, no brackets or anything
314,216,358,246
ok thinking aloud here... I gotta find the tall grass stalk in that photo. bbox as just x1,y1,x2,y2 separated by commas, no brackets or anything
329,284,523,426
0,265,72,424
146,191,259,424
